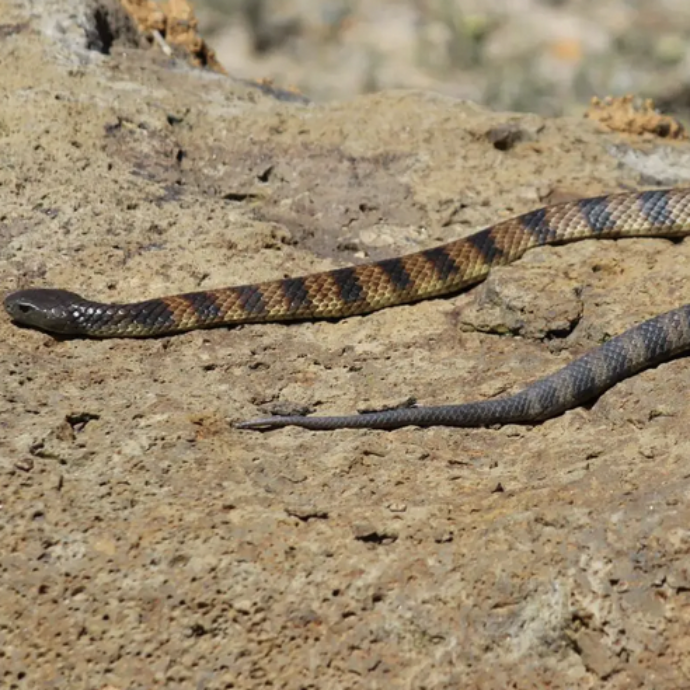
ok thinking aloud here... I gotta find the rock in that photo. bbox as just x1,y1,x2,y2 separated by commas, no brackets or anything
2,0,690,687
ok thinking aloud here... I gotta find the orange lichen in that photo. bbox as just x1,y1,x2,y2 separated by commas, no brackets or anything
120,0,226,73
585,94,686,139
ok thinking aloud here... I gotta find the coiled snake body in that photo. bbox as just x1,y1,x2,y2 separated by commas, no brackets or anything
6,188,690,431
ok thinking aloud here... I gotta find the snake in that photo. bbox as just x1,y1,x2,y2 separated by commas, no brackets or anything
5,187,690,431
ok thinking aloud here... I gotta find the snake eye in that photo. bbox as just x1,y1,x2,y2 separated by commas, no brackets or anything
17,303,35,314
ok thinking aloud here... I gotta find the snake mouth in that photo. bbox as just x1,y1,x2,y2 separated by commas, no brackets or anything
4,292,39,322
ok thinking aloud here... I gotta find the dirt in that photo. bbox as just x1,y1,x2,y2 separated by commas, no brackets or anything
2,1,690,689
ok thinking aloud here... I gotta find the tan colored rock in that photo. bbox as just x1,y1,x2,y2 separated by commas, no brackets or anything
2,0,690,687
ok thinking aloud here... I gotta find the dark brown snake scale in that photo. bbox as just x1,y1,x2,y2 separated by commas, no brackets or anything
6,188,690,431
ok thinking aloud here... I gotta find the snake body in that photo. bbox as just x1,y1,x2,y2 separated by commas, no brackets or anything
6,188,690,430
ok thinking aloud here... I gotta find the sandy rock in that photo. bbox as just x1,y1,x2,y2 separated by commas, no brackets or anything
2,1,690,688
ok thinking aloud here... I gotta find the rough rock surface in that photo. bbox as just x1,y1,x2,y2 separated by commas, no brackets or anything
2,1,690,689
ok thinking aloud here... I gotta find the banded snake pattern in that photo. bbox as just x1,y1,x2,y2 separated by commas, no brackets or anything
5,187,690,431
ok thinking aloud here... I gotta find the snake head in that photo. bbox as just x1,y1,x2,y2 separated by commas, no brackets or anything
3,288,88,335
